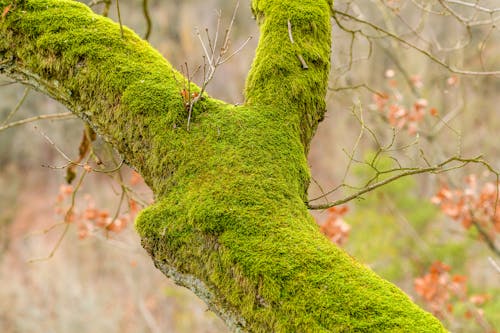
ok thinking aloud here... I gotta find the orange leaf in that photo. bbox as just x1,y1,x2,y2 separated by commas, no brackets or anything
469,294,490,306
2,4,12,19
129,199,139,214
180,89,189,102
451,274,467,284
130,170,143,185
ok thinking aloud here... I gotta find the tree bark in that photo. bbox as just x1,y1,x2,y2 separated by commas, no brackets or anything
0,0,447,331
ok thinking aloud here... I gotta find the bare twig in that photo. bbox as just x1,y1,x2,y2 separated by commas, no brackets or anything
287,20,294,44
308,156,496,210
287,19,308,69
488,257,500,273
28,161,88,263
328,84,385,97
471,220,500,257
116,0,124,38
35,125,75,163
445,0,500,14
183,0,251,130
0,112,75,132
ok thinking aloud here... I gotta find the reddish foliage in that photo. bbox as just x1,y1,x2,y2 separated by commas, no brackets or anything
447,75,460,87
432,174,500,237
54,171,145,240
370,69,444,135
414,261,493,330
130,171,144,186
318,205,351,246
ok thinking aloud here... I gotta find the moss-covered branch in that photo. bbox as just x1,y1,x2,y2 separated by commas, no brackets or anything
246,0,332,148
0,0,447,331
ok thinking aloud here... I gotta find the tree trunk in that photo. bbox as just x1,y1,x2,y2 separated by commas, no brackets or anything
0,0,446,331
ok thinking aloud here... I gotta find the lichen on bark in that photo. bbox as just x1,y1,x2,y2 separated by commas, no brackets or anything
0,0,447,331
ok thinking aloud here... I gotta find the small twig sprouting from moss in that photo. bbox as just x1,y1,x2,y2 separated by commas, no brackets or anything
183,0,251,130
287,19,308,70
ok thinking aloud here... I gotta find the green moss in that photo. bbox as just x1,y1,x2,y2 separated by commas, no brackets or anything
246,0,332,149
0,0,447,331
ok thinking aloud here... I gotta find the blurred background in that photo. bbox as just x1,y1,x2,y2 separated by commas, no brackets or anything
0,0,498,332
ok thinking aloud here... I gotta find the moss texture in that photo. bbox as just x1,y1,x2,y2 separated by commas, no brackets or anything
0,0,447,331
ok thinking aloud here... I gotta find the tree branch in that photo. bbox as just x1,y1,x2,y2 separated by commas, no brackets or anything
333,8,500,76
0,1,447,331
308,156,493,210
0,112,75,132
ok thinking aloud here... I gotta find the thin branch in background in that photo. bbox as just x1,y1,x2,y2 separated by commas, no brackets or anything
101,140,151,207
35,126,75,163
328,83,385,97
331,11,374,74
116,0,124,38
0,112,75,132
1,87,30,125
87,0,107,7
478,23,496,71
471,220,500,257
0,81,15,87
103,0,111,17
138,298,162,333
88,0,111,17
332,8,500,76
439,0,500,27
488,257,500,273
28,160,89,263
341,103,366,185
445,0,500,14
308,156,498,210
311,176,329,206
142,0,152,40
182,0,251,130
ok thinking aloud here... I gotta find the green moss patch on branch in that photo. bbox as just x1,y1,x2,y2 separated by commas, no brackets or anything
0,0,447,331
136,105,446,332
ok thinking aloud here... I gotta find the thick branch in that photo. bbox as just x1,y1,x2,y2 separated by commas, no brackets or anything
1,0,447,332
245,0,333,148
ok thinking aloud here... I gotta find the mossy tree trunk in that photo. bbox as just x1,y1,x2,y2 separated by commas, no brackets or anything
0,0,447,331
